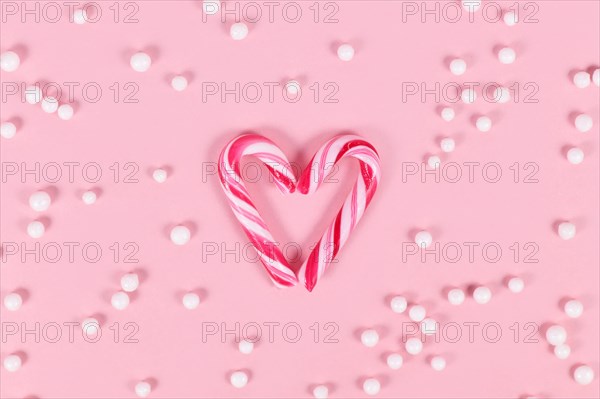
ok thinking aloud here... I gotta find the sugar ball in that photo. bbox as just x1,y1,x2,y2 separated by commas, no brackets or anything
135,381,152,397
573,71,591,88
230,23,249,40
82,190,97,205
285,80,301,95
170,225,191,245
498,47,516,64
120,273,140,292
461,88,476,104
462,0,481,11
81,318,100,335
554,344,571,360
421,318,438,335
3,354,22,372
153,168,168,183
409,305,426,322
362,378,381,396
203,0,220,15
1,122,17,139
111,291,130,310
337,44,355,61
473,286,492,304
171,76,188,92
230,371,249,388
27,221,45,239
386,353,403,370
573,365,594,385
449,58,467,76
239,339,254,354
182,292,200,309
427,155,441,169
507,277,525,293
574,114,593,132
73,9,87,24
41,97,59,113
476,116,492,132
57,104,74,120
361,329,379,347
430,356,446,371
313,385,329,399
564,299,583,318
4,293,23,311
414,231,432,248
440,138,455,153
493,86,511,103
440,107,455,121
558,222,576,240
567,147,584,165
29,191,51,211
405,337,423,355
503,10,518,26
25,86,42,104
545,325,567,346
593,68,599,86
0,51,20,72
130,52,151,72
390,296,408,313
447,288,465,305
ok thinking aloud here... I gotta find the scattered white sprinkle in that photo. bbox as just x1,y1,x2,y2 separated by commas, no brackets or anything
41,97,59,113
503,10,518,26
27,221,45,239
430,356,446,371
507,277,525,293
386,353,403,370
170,225,191,245
82,190,97,205
238,339,254,354
29,191,51,211
408,305,426,322
230,23,249,40
230,371,249,388
473,286,492,304
573,71,591,88
130,52,152,72
0,51,20,72
153,168,168,183
73,9,87,24
111,291,130,310
564,299,584,318
573,365,595,385
405,337,423,355
3,354,22,372
1,122,17,139
313,385,329,399
135,381,152,398
558,222,576,240
81,318,100,335
203,0,220,15
414,230,433,248
440,107,455,121
462,0,481,11
574,114,593,132
461,88,476,104
593,68,600,86
3,293,23,311
120,273,140,292
567,147,584,165
25,86,42,104
362,378,381,396
390,296,408,313
447,288,465,305
171,75,188,91
57,104,74,120
449,58,467,76
554,344,571,360
285,80,301,95
440,138,455,153
337,44,355,61
545,325,567,346
427,155,441,169
421,318,438,335
493,86,511,103
476,116,492,132
498,47,516,64
360,329,379,347
182,292,200,309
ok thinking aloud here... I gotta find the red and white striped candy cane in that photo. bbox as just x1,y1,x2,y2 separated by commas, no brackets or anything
297,135,381,291
218,134,299,288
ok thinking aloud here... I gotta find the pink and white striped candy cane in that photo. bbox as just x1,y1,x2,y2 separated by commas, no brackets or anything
218,134,299,288
297,135,381,291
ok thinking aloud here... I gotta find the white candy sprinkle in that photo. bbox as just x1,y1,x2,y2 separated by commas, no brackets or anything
461,88,476,104
285,80,301,95
573,365,595,385
1,122,17,140
230,23,249,40
130,52,152,72
230,371,249,388
153,168,168,183
573,71,591,88
313,385,329,399
545,325,567,346
430,356,446,371
440,107,455,121
27,221,45,239
82,318,100,335
405,337,423,355
57,104,74,120
0,51,20,72
41,97,59,113
476,116,492,132
554,344,571,360
361,329,379,347
171,75,188,91
4,293,23,311
447,288,465,305
120,273,140,292
135,381,152,397
239,339,254,354
440,138,455,153
203,0,220,15
574,114,593,132
3,354,22,372
449,58,467,76
567,147,584,164
507,277,525,293
593,68,600,86
473,286,492,304
29,191,51,211
170,225,191,245
498,47,516,64
25,86,42,104
462,0,480,11
564,299,583,318
73,9,87,24
362,378,381,396
182,292,200,309
427,155,441,169
408,305,426,322
421,318,438,335
82,190,97,205
337,44,355,61
111,291,130,310
386,353,403,370
558,222,576,240
414,231,432,248
503,10,518,26
493,86,511,103
390,296,408,313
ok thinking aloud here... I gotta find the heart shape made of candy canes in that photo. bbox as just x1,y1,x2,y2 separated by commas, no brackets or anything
218,134,381,291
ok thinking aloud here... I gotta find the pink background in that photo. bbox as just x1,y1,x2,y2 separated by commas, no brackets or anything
1,0,599,398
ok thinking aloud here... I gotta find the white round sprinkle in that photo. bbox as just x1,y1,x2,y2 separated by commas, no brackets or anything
503,10,518,26
171,75,188,92
593,68,599,86
440,138,455,153
430,356,446,371
203,0,220,15
461,88,476,104
230,22,249,40
313,385,329,399
574,114,593,132
230,371,249,388
573,365,595,385
337,44,355,61
111,291,130,310
73,9,87,24
120,273,140,292
182,292,200,310
554,344,571,360
1,122,17,139
57,104,74,120
130,52,152,72
414,231,432,248
135,381,152,397
449,58,467,76
238,339,254,354
153,168,168,183
361,329,379,347
567,147,584,164
0,51,20,72
4,293,23,311
498,47,516,64
447,288,465,305
476,116,492,132
507,277,525,293
41,97,59,113
390,296,408,313
3,354,22,372
421,318,438,335
362,378,381,396
493,86,511,103
462,0,480,11
473,286,492,304
545,325,567,346
386,353,403,370
573,71,591,88
440,107,455,122
285,80,301,95
81,318,100,335
170,225,191,245
25,86,42,104
564,299,584,318
408,305,426,322
29,191,51,212
27,221,45,239
427,155,441,169
405,337,423,355
558,222,576,240
82,190,97,205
